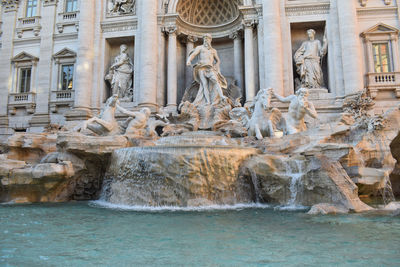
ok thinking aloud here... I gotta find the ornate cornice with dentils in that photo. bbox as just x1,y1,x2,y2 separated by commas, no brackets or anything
285,2,330,17
2,0,19,12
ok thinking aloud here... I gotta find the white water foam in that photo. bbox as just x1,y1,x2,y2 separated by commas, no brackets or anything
90,200,270,212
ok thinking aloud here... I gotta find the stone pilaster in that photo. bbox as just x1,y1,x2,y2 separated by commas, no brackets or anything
29,0,58,131
230,30,244,91
337,0,364,96
261,0,284,95
137,0,159,110
244,20,257,103
65,0,95,121
0,1,18,135
166,25,178,112
185,35,197,89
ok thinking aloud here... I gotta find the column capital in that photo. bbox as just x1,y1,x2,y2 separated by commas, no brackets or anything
229,30,243,40
163,24,178,35
2,0,19,12
243,18,258,28
186,35,198,43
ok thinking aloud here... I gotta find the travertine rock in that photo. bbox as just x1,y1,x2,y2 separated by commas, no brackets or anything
390,131,400,196
307,203,349,215
5,133,57,163
104,145,260,206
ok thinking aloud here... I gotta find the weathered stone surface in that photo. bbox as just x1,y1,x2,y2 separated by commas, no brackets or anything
390,131,400,196
57,133,130,156
241,153,373,212
105,145,260,206
4,133,57,164
308,203,349,215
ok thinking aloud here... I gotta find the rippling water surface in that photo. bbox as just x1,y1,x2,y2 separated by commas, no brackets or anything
1,202,399,266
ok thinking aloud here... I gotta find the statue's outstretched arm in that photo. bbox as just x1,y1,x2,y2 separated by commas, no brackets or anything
272,90,294,103
116,104,136,118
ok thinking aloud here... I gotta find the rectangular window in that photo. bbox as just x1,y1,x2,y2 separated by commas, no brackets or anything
19,68,32,93
65,0,78,12
373,43,392,73
26,0,38,17
61,64,74,90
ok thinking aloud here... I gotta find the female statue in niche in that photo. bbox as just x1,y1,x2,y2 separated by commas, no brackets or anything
294,29,328,89
105,44,134,101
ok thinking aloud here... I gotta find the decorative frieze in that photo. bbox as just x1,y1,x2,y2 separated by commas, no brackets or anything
101,19,138,33
285,2,330,16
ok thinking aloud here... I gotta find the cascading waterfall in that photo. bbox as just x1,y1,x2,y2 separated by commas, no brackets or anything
99,132,261,207
284,159,306,208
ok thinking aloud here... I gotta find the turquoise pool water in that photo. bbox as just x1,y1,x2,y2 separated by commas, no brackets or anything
1,202,399,266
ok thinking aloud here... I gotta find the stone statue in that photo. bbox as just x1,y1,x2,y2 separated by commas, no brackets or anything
108,0,135,15
105,44,133,101
121,107,151,136
247,88,283,139
294,29,327,89
272,88,318,135
74,95,122,136
186,34,228,106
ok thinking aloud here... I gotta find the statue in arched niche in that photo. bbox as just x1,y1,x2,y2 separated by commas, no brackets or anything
105,44,134,102
294,29,328,89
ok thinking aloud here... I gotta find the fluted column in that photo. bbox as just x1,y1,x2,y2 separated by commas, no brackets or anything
262,0,283,94
166,26,178,111
137,0,158,109
185,35,197,89
230,31,244,90
337,0,363,96
244,20,256,103
71,0,95,118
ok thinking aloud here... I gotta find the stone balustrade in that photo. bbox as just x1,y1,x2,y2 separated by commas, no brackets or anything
367,72,400,98
50,90,74,113
8,92,36,115
16,16,42,37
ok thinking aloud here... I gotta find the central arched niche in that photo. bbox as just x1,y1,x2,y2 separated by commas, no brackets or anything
173,0,246,103
177,0,243,27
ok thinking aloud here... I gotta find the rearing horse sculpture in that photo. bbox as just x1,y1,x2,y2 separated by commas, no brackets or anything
248,88,283,140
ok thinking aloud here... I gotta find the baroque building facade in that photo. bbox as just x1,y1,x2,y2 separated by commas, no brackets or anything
0,0,399,135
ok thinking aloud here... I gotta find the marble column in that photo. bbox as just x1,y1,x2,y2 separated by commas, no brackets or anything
262,0,284,95
68,0,95,119
30,1,57,131
337,0,364,96
185,35,197,89
137,0,158,109
0,4,18,135
166,26,178,111
230,31,244,91
244,20,256,103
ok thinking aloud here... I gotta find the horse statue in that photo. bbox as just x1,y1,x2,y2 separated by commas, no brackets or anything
247,88,283,139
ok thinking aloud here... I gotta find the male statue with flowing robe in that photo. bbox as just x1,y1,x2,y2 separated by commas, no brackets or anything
186,34,227,106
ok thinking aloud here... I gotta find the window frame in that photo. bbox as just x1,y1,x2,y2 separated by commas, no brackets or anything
372,42,393,73
59,63,75,91
26,0,38,18
18,67,32,93
65,0,78,13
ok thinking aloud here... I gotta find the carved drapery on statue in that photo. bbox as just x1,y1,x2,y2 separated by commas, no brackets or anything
105,44,134,102
294,29,327,89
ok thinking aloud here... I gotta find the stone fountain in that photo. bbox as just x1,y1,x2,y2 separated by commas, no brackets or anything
0,35,399,215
